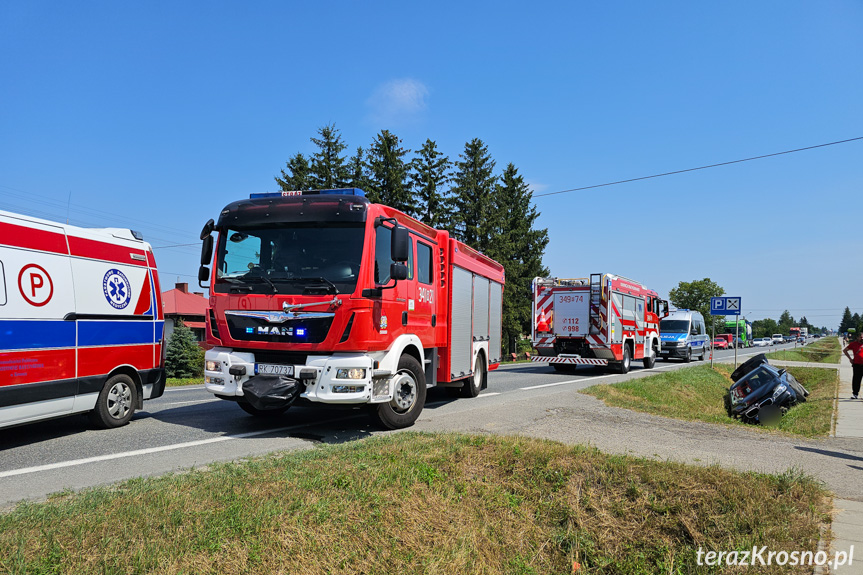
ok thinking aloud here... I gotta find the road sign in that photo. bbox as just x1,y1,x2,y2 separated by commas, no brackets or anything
710,296,741,315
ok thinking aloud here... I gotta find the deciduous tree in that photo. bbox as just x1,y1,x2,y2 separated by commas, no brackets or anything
668,278,725,332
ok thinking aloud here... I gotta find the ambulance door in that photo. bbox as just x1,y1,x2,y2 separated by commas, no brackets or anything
0,214,77,426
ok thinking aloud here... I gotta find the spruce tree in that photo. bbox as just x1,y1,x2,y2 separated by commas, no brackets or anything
347,146,370,193
366,130,412,212
275,153,312,191
492,163,550,353
409,139,452,228
450,138,497,252
165,320,204,379
309,124,349,189
840,307,853,333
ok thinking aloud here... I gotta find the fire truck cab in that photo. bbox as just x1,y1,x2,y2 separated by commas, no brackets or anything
200,189,504,429
531,273,667,374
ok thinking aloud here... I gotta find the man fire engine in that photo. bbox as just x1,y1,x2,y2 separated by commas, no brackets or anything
199,189,504,429
531,273,667,373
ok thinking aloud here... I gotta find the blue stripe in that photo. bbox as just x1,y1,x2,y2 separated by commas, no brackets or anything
0,320,77,350
78,321,156,346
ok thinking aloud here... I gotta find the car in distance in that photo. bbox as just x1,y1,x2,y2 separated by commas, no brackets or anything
712,338,729,350
772,334,785,345
752,337,771,347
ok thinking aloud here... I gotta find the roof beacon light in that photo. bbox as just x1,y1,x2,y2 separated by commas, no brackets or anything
250,188,366,199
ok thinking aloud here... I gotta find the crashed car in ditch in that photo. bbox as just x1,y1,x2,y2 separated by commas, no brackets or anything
723,354,809,425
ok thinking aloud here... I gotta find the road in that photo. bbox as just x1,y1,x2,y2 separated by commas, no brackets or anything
3,342,859,509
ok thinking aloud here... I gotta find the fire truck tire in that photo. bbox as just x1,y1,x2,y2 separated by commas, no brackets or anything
642,349,656,369
237,402,290,418
462,354,485,398
89,374,137,429
373,355,426,430
617,345,632,374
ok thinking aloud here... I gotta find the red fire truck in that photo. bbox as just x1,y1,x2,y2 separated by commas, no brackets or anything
199,189,504,429
531,273,667,373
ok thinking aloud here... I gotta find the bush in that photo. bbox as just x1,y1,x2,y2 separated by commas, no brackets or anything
165,320,204,378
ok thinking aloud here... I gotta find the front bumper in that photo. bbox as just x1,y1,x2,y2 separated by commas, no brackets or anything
204,347,394,405
660,344,690,358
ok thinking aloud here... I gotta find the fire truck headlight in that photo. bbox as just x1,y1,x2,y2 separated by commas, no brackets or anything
336,368,367,380
205,360,221,372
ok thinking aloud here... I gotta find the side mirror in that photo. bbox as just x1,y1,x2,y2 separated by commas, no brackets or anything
200,219,215,240
391,226,409,262
200,235,213,266
390,262,408,281
198,266,210,286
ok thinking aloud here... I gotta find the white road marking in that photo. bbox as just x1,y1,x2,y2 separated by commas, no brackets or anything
477,392,501,397
0,415,360,479
165,399,221,406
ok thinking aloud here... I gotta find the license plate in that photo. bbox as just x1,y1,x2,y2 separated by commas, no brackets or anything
255,363,294,376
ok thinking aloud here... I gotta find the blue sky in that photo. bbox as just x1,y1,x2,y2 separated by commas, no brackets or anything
1,1,861,329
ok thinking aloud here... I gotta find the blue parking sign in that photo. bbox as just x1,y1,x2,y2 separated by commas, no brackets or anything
710,297,741,315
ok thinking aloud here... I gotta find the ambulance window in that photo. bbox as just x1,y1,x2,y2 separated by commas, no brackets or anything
417,242,433,285
0,261,6,305
374,226,393,284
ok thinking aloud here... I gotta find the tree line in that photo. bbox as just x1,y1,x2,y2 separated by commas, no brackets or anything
839,307,863,334
275,124,549,354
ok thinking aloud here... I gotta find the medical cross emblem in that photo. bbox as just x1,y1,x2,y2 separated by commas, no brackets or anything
103,269,132,309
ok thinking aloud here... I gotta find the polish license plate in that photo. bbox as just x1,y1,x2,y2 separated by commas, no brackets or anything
255,363,294,376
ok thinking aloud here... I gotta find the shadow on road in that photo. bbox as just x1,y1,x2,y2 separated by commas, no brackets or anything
794,446,863,462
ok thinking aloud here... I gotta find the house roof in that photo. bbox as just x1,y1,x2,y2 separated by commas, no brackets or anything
162,283,208,317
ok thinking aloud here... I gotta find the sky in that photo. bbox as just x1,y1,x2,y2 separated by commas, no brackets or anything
1,1,861,329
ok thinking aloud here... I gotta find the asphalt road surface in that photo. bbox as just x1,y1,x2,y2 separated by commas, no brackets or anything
3,342,859,509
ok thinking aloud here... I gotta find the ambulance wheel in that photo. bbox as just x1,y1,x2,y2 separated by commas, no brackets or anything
237,402,290,418
617,345,631,374
373,355,426,430
89,374,137,429
462,354,485,398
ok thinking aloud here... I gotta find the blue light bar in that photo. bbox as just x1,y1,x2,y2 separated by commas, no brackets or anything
250,188,366,199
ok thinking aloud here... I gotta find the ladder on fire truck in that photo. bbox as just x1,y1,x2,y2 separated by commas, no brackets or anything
589,273,602,335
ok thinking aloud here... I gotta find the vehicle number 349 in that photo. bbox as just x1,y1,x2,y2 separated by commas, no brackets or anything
418,287,434,304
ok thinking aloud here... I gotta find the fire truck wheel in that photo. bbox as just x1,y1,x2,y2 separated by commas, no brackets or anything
237,402,290,418
642,349,656,369
374,355,426,430
462,354,485,398
89,374,137,429
617,345,631,374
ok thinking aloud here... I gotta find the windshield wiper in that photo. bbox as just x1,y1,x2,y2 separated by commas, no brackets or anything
241,274,279,293
271,277,339,294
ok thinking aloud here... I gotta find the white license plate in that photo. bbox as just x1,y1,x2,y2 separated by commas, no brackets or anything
255,363,294,376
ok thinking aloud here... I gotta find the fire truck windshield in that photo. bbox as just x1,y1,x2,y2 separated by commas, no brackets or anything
214,223,365,295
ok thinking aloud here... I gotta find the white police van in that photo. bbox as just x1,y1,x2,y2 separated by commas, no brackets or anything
659,309,710,362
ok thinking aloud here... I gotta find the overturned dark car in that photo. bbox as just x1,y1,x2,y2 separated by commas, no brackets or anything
723,354,809,425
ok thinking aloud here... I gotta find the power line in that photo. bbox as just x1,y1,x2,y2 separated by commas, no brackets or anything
534,136,863,198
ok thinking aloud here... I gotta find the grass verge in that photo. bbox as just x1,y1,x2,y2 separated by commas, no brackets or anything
0,433,829,575
581,364,837,437
765,337,841,364
166,377,204,387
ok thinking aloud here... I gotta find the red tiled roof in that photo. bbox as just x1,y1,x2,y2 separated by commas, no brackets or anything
162,288,208,317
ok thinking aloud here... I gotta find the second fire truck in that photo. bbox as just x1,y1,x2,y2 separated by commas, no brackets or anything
531,273,667,373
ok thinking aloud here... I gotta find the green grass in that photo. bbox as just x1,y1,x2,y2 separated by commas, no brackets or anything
166,377,204,387
582,364,838,437
764,337,841,364
0,433,829,575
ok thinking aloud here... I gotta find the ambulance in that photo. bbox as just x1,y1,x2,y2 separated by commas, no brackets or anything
0,210,166,429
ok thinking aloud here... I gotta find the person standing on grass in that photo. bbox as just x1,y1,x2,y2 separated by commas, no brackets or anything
843,332,863,399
